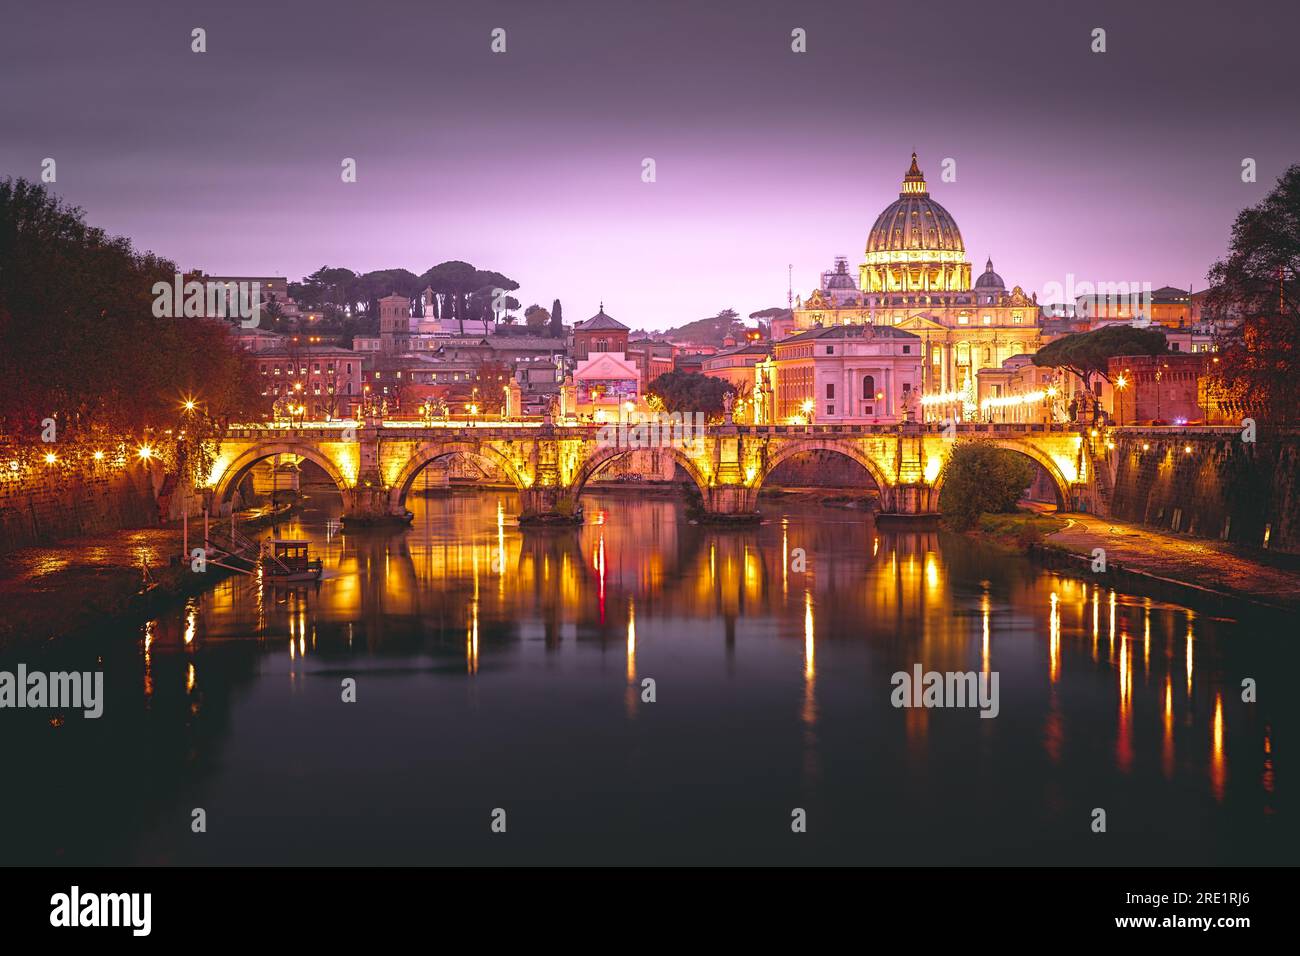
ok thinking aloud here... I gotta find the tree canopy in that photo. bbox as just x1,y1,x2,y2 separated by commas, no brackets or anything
1205,163,1300,425
1031,324,1168,385
0,178,263,449
647,371,734,417
938,443,1038,531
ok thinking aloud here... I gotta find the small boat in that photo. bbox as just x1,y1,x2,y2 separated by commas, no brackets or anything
260,539,324,582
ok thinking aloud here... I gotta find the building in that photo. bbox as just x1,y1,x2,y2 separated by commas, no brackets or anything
701,342,771,421
252,345,363,419
788,154,1042,409
1106,353,1228,425
975,355,1058,424
572,306,629,360
625,337,676,391
755,324,922,425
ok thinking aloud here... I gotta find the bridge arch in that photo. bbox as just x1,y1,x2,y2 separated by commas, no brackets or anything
569,444,712,500
212,442,350,504
754,438,892,497
389,442,528,510
932,438,1072,510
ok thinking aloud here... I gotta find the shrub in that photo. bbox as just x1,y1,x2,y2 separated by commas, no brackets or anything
939,442,1038,531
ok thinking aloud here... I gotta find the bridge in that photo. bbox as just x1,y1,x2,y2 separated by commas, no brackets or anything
202,419,1101,525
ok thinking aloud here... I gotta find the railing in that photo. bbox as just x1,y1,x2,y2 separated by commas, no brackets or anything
223,419,1093,440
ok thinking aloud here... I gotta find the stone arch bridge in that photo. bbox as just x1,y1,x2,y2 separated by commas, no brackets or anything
205,422,1100,524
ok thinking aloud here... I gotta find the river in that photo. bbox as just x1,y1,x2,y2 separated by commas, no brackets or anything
2,490,1293,865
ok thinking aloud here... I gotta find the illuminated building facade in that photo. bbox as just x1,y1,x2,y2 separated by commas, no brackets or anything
789,154,1043,417
755,324,921,424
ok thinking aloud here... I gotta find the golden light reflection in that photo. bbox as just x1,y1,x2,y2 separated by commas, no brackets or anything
1048,592,1060,683
1108,590,1116,659
186,662,196,694
1143,600,1151,674
1186,615,1194,695
802,589,817,729
467,599,479,675
183,599,197,646
626,599,636,683
1091,586,1099,661
1211,692,1225,801
1163,675,1174,778
1117,630,1132,772
803,589,815,681
981,587,990,674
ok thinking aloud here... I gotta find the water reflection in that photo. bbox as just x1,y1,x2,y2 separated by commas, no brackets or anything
3,490,1294,865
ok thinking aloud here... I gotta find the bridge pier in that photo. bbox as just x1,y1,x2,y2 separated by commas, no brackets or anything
695,484,762,524
877,482,941,522
518,486,583,527
341,485,412,528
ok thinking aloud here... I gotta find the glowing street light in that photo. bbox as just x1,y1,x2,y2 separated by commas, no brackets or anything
44,452,58,465
137,445,153,461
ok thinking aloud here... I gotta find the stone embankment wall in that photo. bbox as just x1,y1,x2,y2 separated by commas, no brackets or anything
0,442,172,552
1107,428,1299,554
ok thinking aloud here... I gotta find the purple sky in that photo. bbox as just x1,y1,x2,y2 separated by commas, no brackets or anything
3,0,1298,330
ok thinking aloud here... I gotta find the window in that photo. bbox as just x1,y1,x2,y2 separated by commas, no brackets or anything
826,383,835,399
902,345,911,354
862,375,875,400
958,314,969,325
982,315,992,325
826,405,835,416
1013,312,1023,324
826,345,834,355
863,406,873,416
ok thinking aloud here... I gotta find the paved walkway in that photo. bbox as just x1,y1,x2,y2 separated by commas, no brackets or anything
1044,512,1300,612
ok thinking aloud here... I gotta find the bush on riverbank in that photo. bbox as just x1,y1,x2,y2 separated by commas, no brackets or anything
939,443,1038,530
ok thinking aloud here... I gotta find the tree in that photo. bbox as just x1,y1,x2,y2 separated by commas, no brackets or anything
0,178,263,447
550,298,564,338
647,370,734,418
938,443,1038,531
1205,164,1300,425
1031,324,1168,386
525,306,550,331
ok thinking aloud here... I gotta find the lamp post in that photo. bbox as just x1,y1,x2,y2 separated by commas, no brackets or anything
1114,373,1128,426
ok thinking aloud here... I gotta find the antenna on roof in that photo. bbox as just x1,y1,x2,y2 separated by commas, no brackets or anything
788,264,793,308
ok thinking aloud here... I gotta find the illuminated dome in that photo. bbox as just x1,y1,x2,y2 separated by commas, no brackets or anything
859,154,972,295
974,257,1005,290
865,154,964,256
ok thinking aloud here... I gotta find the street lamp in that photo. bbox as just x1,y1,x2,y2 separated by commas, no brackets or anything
1114,373,1128,425
800,398,815,425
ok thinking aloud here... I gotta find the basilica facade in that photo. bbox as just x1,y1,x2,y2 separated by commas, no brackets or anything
786,154,1043,414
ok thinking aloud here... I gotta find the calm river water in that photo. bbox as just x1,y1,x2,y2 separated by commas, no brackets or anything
3,491,1294,865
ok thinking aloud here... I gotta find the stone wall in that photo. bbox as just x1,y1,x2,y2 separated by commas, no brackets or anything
1107,428,1300,554
0,443,163,552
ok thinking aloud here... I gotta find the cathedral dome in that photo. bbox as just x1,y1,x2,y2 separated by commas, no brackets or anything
865,153,964,256
974,257,1005,289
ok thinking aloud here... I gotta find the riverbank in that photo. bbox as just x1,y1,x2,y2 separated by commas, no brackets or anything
1035,512,1300,615
0,501,305,653
960,508,1300,615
